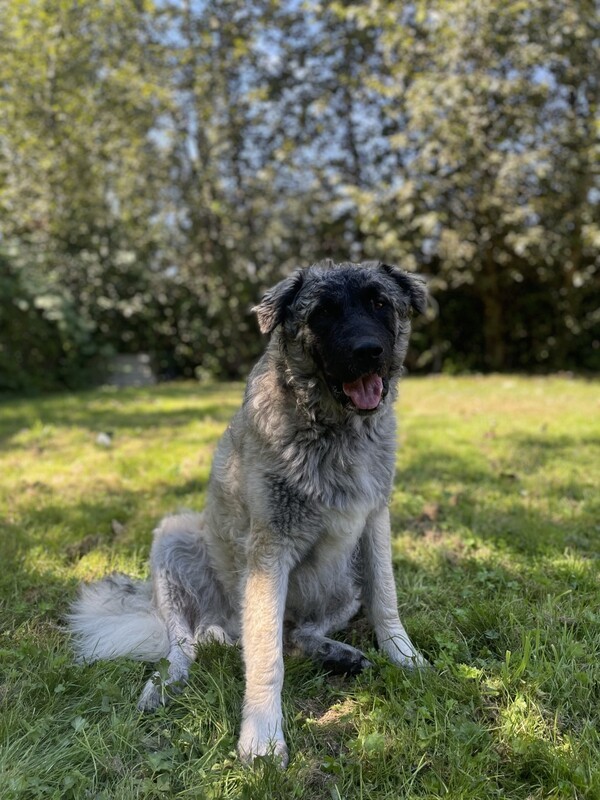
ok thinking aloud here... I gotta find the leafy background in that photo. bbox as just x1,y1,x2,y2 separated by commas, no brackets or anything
1,0,598,392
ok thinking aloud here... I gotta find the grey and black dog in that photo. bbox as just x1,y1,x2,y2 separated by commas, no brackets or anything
68,260,429,765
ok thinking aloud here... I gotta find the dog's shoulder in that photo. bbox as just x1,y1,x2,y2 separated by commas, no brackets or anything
238,344,299,444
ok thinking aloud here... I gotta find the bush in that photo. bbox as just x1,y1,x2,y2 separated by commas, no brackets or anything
0,254,106,393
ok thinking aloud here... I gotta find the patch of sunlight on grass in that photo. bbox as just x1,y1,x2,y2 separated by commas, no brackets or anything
72,549,150,581
500,694,558,744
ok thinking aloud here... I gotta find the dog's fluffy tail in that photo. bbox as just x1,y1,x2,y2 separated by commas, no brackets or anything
67,573,169,662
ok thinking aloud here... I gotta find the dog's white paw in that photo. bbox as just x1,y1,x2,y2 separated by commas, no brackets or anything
237,715,288,767
137,675,165,712
382,636,429,669
196,624,234,646
404,650,430,669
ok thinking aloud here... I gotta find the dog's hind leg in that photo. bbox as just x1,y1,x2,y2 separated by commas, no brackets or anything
137,513,236,711
137,574,198,711
137,620,234,711
195,624,234,646
289,623,372,675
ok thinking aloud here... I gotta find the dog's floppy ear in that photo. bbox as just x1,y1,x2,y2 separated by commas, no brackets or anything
253,270,305,334
379,263,428,315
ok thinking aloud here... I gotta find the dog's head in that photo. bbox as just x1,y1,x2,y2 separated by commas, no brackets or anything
254,261,427,415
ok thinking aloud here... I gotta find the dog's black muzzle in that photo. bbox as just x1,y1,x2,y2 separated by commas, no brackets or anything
350,338,385,373
321,332,392,413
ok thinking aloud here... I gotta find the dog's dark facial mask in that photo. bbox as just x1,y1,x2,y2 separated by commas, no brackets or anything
306,274,395,412
254,262,427,413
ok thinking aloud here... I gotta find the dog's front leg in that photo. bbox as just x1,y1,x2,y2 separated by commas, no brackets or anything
361,506,428,668
237,542,290,766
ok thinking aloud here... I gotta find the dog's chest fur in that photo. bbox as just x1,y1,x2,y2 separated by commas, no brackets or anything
206,321,402,593
245,355,397,504
226,362,395,567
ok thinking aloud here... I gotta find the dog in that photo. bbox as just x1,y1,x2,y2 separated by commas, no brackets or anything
68,260,429,766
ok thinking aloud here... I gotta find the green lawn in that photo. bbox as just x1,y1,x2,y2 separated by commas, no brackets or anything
1,376,599,799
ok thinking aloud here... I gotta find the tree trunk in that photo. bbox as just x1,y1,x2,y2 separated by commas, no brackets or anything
481,250,506,371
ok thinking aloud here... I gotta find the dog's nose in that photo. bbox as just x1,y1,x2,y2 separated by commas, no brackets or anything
352,341,384,361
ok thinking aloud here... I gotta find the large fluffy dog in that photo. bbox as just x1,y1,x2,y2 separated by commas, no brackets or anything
69,260,428,765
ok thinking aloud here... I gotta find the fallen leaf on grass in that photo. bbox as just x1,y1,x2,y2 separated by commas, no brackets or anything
65,519,126,561
420,502,440,522
64,534,104,561
111,519,126,538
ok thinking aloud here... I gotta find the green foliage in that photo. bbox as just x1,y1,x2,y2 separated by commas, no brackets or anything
0,0,598,389
0,253,101,391
0,377,599,797
346,0,600,373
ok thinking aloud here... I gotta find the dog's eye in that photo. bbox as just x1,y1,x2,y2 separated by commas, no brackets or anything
363,286,389,312
316,300,339,318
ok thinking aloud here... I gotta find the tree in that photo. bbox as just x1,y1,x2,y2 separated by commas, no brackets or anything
1,0,598,390
0,0,170,387
340,0,599,370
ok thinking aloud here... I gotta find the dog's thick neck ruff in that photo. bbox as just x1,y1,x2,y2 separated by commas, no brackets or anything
247,340,398,509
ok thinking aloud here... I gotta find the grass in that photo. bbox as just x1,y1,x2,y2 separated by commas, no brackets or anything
1,375,599,799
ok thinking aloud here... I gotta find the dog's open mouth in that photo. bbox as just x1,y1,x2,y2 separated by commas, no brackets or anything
342,373,383,411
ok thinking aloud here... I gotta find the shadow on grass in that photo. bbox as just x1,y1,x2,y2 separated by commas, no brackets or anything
395,434,598,558
0,520,80,631
0,383,243,448
509,431,600,456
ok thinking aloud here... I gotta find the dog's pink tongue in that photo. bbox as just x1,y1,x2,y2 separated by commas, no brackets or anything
342,374,383,410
